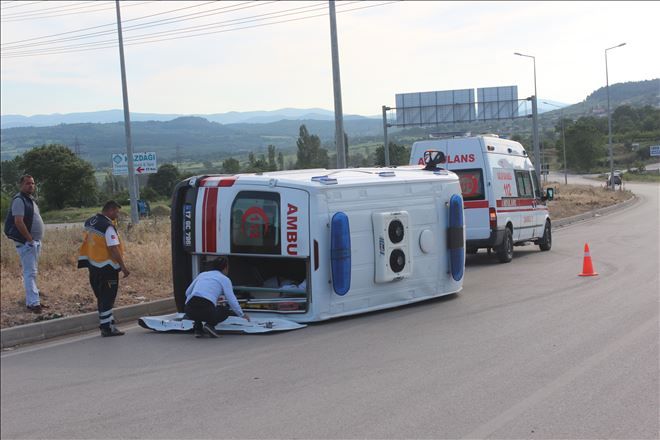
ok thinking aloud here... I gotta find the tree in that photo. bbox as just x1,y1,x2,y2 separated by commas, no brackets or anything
101,170,125,198
21,144,98,209
295,124,328,169
277,152,285,171
1,156,24,194
267,145,278,171
222,157,240,173
243,153,269,173
147,163,181,197
564,117,606,172
372,142,411,166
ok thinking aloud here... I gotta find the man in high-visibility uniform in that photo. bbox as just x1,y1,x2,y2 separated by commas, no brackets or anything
78,201,130,337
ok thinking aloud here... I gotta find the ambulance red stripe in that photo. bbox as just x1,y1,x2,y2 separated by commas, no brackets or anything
496,198,536,207
201,188,209,252
205,187,218,253
464,200,489,209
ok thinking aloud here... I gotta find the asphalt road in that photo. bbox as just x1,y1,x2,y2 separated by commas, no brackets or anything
2,183,658,439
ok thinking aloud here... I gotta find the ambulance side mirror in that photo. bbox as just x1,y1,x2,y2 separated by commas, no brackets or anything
544,187,554,201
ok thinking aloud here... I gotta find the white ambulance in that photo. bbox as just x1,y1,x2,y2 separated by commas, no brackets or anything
139,166,465,332
409,135,553,263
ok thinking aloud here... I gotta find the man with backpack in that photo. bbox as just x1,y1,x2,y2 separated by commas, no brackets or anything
4,175,47,313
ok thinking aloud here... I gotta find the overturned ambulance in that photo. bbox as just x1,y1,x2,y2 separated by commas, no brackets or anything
139,165,465,333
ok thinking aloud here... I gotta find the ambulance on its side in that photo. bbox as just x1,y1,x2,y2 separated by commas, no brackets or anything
410,135,553,263
159,166,465,326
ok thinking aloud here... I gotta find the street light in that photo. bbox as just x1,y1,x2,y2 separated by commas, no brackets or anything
605,42,626,190
544,101,567,185
514,52,541,183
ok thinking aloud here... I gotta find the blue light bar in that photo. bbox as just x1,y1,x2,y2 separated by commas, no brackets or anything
330,212,351,295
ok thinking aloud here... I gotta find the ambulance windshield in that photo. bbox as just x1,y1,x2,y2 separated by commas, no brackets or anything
231,191,281,254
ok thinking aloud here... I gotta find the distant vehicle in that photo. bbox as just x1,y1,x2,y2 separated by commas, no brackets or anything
409,135,553,263
607,171,622,186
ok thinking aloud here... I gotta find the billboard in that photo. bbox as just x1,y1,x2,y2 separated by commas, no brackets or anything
476,86,519,120
395,89,476,126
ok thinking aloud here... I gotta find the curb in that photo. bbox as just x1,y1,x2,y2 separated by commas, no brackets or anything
553,194,637,228
0,194,637,350
1,298,175,349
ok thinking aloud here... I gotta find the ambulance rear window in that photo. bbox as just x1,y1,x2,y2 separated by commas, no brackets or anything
454,169,485,200
231,191,281,255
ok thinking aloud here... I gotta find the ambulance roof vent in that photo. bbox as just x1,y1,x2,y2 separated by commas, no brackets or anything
311,175,338,185
434,170,449,176
378,171,396,177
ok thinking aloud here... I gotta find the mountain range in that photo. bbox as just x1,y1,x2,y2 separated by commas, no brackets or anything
0,108,374,129
1,79,657,166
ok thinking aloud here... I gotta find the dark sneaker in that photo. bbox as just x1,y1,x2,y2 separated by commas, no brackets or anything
27,305,42,314
101,327,125,337
194,328,205,338
203,323,219,338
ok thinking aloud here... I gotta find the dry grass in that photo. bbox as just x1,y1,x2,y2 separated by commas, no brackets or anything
1,218,172,328
0,184,633,329
545,183,632,220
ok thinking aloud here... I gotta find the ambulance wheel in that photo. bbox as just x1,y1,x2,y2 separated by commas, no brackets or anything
496,228,513,263
538,221,552,251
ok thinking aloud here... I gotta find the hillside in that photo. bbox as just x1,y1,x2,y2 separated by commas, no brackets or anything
0,116,384,166
2,79,657,166
553,79,659,118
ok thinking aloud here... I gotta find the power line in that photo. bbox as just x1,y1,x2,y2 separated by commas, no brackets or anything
0,1,46,11
1,0,153,22
2,1,354,55
2,0,220,47
1,1,399,59
2,1,113,19
3,1,269,50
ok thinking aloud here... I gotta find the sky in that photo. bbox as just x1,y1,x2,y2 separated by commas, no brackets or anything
1,0,658,117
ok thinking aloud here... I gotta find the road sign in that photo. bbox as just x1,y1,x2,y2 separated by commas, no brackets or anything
112,152,157,175
650,145,660,157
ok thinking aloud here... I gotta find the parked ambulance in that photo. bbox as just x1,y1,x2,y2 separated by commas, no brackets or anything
409,135,553,263
140,166,465,331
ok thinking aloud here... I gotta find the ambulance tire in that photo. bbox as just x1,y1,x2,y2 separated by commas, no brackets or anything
496,227,514,263
538,221,552,251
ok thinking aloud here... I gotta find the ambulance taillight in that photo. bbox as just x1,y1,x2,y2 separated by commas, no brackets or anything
489,208,497,230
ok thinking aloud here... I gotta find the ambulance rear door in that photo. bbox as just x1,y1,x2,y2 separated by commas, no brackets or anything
445,138,490,241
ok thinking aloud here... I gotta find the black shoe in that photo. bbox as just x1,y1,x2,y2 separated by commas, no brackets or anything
203,323,219,338
27,305,42,314
101,327,125,337
194,328,205,338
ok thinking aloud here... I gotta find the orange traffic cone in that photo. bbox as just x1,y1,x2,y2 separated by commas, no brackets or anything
578,243,598,276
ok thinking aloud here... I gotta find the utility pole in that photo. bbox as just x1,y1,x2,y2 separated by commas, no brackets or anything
115,0,139,224
328,0,346,169
382,105,390,166
605,42,626,190
73,136,83,157
514,52,541,181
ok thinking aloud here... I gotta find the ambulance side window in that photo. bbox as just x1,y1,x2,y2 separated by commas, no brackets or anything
231,191,281,255
515,171,534,198
454,169,485,200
